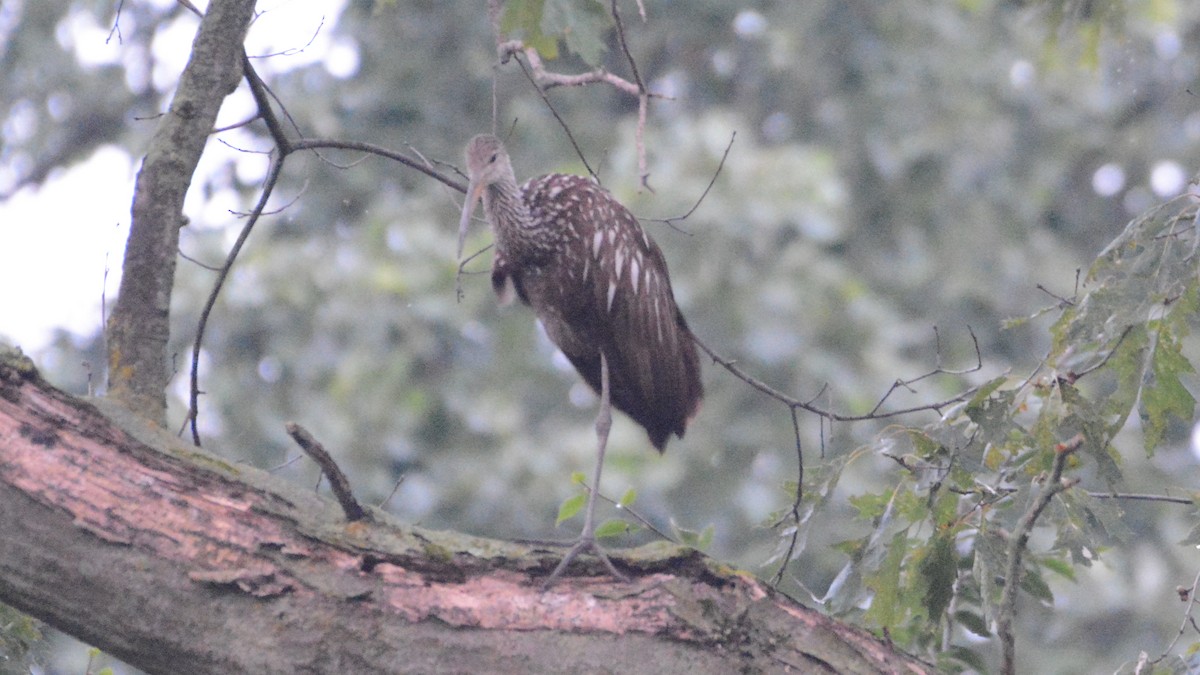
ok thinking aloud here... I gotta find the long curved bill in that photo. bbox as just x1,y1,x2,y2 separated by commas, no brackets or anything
457,179,486,261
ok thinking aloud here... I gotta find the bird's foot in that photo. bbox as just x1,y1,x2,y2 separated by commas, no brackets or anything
542,536,630,589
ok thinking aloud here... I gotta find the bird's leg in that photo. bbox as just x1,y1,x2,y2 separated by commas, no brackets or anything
544,353,630,587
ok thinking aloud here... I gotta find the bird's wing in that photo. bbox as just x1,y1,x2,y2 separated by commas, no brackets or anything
517,174,702,449
582,184,703,449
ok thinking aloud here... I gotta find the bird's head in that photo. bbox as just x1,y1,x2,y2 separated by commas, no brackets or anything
458,134,513,260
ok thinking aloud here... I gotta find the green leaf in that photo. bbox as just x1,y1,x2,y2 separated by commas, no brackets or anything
1140,328,1196,455
849,490,891,521
1051,201,1199,363
541,0,613,65
864,530,908,629
555,493,586,525
1039,555,1077,581
975,528,1009,613
671,520,716,550
954,610,990,637
1019,568,1054,604
919,532,957,620
501,0,560,59
967,373,1008,409
594,518,630,539
618,487,637,508
569,471,587,485
939,645,990,674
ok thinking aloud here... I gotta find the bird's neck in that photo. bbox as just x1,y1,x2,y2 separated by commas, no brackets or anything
484,179,552,260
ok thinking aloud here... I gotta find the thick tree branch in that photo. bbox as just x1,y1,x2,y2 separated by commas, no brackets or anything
0,349,931,674
106,0,256,426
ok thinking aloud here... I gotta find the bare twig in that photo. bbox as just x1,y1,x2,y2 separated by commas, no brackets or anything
183,53,471,445
249,16,325,59
1065,325,1133,382
769,407,805,586
285,422,369,522
178,250,222,272
1088,492,1195,505
266,453,305,473
1147,567,1200,668
378,475,407,511
492,20,666,185
595,491,674,543
690,331,982,423
106,0,127,43
456,242,495,301
1035,283,1075,307
609,0,651,188
646,131,737,235
213,114,261,134
185,152,284,445
499,41,643,95
867,326,982,416
691,322,982,581
291,138,465,193
510,53,600,183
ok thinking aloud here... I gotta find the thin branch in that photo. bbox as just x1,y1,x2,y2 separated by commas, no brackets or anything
185,152,285,445
511,53,600,183
867,326,982,416
1088,492,1195,505
378,474,407,511
106,0,127,43
693,323,980,580
769,407,804,586
291,139,465,193
456,242,495,301
213,114,261,134
242,52,291,154
499,41,644,95
1035,283,1075,307
646,131,737,235
1065,325,1133,382
267,452,305,473
178,250,222,272
609,0,651,188
249,16,325,59
690,331,982,423
1147,567,1200,668
285,422,369,522
597,491,674,543
998,434,1083,675
183,52,471,444
493,28,667,185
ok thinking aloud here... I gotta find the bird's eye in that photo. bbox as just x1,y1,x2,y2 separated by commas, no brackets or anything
488,153,498,163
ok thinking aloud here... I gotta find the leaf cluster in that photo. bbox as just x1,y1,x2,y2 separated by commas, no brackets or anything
789,198,1200,668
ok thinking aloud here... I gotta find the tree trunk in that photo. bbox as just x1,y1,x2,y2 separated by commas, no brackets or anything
0,348,930,674
106,0,255,426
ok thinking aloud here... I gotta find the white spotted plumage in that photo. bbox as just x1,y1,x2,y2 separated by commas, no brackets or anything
459,134,702,451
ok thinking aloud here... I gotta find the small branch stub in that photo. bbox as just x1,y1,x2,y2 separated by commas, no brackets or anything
285,422,369,522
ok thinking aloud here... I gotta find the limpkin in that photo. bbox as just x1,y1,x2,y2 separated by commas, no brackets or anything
457,134,703,582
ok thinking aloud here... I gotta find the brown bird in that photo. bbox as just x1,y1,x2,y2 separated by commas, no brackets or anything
457,134,703,582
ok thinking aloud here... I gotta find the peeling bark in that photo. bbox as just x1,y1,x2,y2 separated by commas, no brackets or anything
0,349,931,674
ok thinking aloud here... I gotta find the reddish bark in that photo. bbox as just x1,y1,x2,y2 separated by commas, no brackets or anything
0,349,930,674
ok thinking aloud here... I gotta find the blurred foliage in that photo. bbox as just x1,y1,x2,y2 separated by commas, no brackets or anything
0,603,42,675
4,0,1200,672
807,197,1200,672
